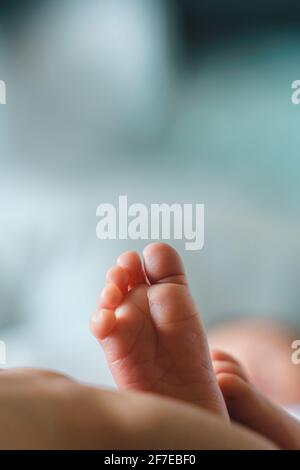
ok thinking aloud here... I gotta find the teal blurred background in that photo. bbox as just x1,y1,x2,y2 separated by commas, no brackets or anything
0,0,299,384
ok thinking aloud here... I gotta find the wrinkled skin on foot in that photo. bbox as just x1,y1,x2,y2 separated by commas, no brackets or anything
91,243,228,417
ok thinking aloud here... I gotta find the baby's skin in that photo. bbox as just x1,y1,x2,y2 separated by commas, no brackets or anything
212,350,300,450
91,243,228,417
91,243,300,449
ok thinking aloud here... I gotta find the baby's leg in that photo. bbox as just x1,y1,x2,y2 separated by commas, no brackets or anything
91,243,228,417
105,386,277,450
213,350,300,450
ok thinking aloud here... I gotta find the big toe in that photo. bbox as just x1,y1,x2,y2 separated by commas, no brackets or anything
143,245,228,417
143,243,187,286
143,243,197,325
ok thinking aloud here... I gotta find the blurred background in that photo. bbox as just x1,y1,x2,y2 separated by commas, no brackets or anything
0,0,299,385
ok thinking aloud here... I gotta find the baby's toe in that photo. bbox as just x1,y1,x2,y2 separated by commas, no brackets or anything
212,350,249,382
90,308,117,340
99,283,124,309
143,242,187,286
106,266,129,294
211,350,255,421
117,251,147,288
212,352,300,450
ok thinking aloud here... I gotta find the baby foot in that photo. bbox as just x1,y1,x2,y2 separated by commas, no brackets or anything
91,243,228,417
212,350,300,450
